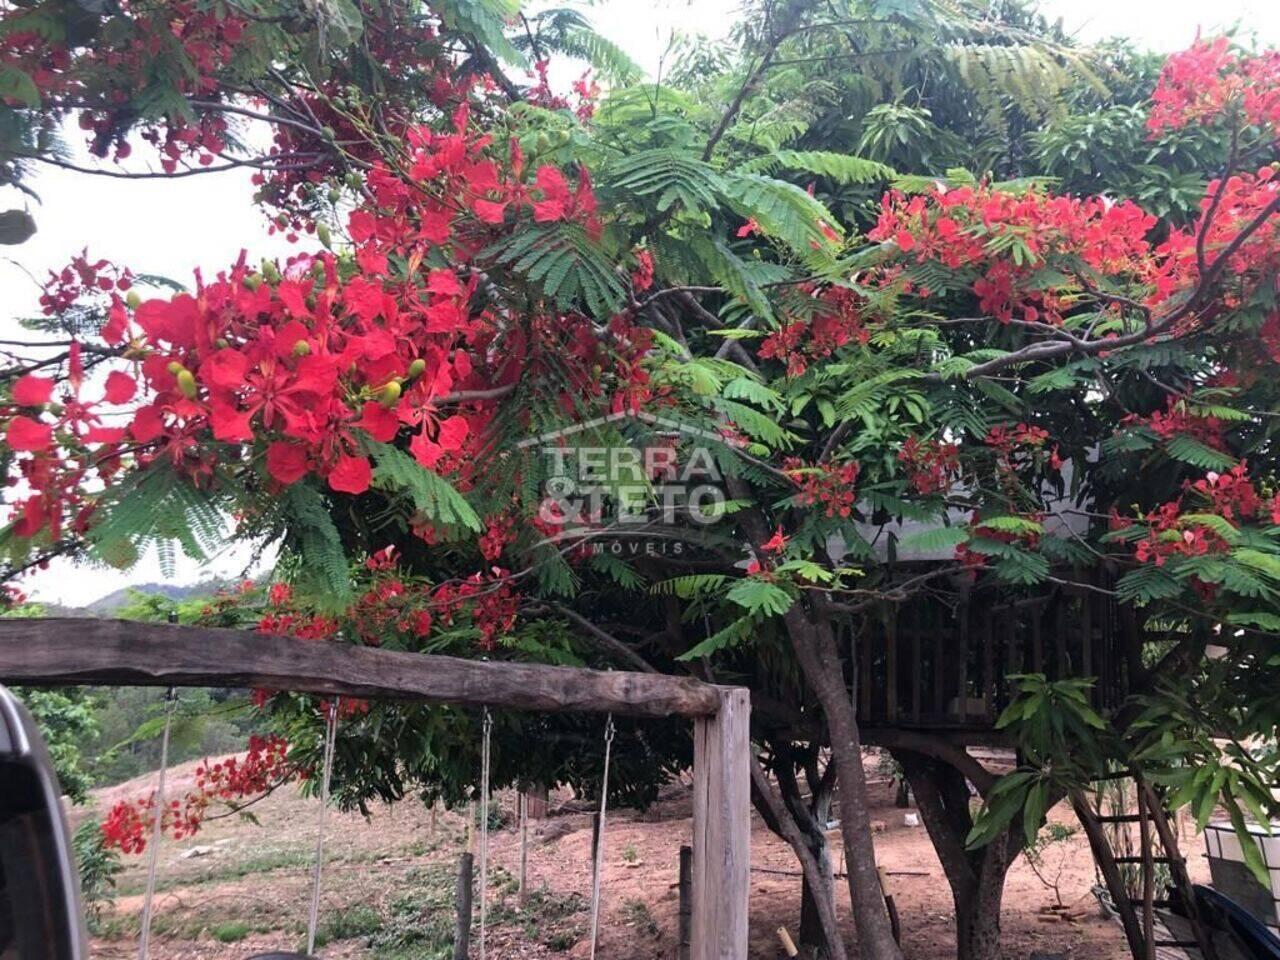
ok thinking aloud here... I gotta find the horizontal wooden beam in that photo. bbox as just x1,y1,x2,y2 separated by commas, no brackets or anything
0,618,725,719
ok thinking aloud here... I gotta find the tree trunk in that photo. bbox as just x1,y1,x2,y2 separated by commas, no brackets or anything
896,751,1021,960
749,757,848,960
799,835,835,953
786,610,903,960
953,849,1012,960
795,757,836,955
725,485,897,960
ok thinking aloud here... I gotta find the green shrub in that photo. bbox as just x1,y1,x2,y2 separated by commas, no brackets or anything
316,903,383,945
72,819,121,932
211,921,252,943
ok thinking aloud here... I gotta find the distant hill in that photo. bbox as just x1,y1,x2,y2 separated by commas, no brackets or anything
82,581,229,615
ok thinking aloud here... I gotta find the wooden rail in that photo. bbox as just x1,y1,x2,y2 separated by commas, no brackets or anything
0,618,724,719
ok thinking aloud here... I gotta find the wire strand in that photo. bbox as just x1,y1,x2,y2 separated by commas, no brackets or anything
588,714,616,960
479,708,493,960
137,688,177,960
306,699,340,956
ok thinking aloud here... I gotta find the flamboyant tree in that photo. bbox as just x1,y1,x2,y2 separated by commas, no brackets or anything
4,0,1280,958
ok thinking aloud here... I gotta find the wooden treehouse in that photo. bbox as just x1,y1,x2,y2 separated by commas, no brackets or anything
850,574,1136,740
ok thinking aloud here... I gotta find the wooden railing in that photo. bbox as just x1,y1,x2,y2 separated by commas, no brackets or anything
852,580,1134,733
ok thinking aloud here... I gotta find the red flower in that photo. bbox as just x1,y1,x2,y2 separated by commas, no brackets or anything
7,416,53,452
328,453,372,494
472,198,508,223
761,527,788,554
12,375,54,406
353,401,400,443
531,166,571,221
266,442,310,485
103,371,136,404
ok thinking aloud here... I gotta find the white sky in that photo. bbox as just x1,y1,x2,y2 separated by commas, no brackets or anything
4,0,1279,607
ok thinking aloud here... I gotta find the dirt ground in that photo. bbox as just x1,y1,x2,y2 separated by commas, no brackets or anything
76,753,1207,959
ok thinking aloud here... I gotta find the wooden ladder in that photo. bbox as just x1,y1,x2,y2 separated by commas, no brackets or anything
1071,771,1218,960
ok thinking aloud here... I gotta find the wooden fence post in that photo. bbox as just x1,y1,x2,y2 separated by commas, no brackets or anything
691,687,750,960
518,791,529,904
678,844,693,960
453,852,473,960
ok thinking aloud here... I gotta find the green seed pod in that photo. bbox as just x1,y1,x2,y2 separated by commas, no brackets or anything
317,223,332,249
243,272,262,291
262,260,281,283
292,340,311,357
379,380,402,407
407,358,427,379
125,290,141,309
166,361,184,376
176,369,198,399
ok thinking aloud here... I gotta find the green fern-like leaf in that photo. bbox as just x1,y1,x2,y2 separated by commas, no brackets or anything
726,577,793,616
721,172,843,254
278,483,352,611
898,525,969,553
367,442,483,532
438,0,527,67
1163,435,1237,470
606,149,726,214
1116,564,1183,602
649,574,731,599
86,464,227,570
689,237,785,321
676,615,757,661
483,221,625,317
736,150,895,185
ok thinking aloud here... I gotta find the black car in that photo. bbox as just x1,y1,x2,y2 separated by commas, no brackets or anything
0,685,87,960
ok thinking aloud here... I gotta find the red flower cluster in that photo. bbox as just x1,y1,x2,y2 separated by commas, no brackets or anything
4,89,650,546
1261,313,1280,364
954,512,1043,574
784,458,861,519
869,184,1157,324
898,436,960,494
432,572,519,649
101,735,293,854
758,287,871,376
1121,464,1272,568
5,3,246,162
1130,398,1225,449
631,248,655,292
479,514,515,562
525,60,600,123
985,423,1054,479
1147,37,1280,134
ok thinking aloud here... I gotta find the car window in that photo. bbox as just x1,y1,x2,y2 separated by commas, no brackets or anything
0,761,75,960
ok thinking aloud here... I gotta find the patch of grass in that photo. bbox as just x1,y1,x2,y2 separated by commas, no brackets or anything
490,863,520,896
545,928,580,951
210,921,252,943
524,887,586,921
621,898,660,938
369,863,457,960
116,845,386,896
620,843,639,864
315,903,383,945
